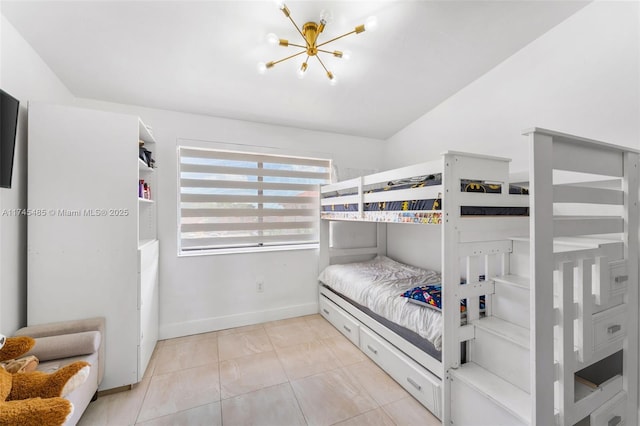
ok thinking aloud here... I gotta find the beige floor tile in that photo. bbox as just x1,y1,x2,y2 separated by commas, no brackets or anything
154,336,219,375
81,318,435,426
142,343,162,379
136,402,222,426
291,368,378,426
162,331,217,347
221,383,306,426
79,383,149,426
276,339,341,380
218,329,274,361
137,364,221,423
219,351,288,399
263,314,314,329
322,336,368,366
265,321,318,349
217,323,265,337
332,408,396,426
382,396,440,426
346,361,409,406
306,316,343,339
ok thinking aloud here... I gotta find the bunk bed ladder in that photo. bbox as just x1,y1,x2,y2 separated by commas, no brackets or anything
527,128,639,426
442,152,531,426
446,130,638,426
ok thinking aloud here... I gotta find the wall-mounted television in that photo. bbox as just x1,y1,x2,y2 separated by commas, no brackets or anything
0,89,20,189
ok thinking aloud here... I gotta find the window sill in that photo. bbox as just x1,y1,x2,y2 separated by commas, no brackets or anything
178,243,319,257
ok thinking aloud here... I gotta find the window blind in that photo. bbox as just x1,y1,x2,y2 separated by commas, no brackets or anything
179,147,331,253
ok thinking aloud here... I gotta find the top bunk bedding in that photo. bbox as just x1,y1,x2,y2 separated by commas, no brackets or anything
319,255,445,351
321,175,528,214
320,153,530,223
320,169,529,224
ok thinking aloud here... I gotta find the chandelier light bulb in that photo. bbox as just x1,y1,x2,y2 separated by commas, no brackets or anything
319,9,333,24
342,50,352,60
266,33,279,46
257,62,267,74
297,62,308,79
329,73,338,86
274,0,285,10
364,16,378,32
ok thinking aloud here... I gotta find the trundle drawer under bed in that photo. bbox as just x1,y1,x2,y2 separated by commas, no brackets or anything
319,296,360,346
319,294,442,418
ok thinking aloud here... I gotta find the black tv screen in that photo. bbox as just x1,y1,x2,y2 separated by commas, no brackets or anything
0,89,19,188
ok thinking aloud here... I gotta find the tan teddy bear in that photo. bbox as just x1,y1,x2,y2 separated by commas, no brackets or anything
0,333,90,426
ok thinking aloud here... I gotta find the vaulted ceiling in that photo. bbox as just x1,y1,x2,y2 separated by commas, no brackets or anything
1,1,589,139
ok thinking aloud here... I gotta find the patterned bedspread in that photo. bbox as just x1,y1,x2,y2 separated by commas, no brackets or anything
318,255,443,351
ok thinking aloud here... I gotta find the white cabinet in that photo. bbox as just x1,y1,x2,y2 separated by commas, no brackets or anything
27,102,159,390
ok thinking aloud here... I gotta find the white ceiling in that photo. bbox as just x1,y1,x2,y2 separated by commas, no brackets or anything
2,0,589,139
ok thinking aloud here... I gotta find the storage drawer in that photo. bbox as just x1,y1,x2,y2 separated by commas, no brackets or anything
319,296,360,346
608,261,628,297
593,304,626,352
360,326,441,417
590,391,626,426
594,259,628,311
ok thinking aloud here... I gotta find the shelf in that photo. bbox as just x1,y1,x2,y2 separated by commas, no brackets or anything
139,198,154,204
138,238,158,250
138,119,156,144
139,158,155,172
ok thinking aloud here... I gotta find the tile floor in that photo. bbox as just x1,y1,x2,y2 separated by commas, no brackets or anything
78,314,441,426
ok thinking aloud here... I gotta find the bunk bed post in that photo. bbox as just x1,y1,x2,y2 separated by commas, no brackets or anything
528,131,556,425
441,153,461,426
622,151,639,426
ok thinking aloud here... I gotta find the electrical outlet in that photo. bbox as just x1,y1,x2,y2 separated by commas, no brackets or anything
256,280,264,293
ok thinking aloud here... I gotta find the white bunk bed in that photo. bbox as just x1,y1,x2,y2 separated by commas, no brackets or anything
319,150,530,420
318,129,639,426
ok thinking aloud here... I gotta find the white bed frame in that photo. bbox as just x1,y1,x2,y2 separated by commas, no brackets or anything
318,129,639,426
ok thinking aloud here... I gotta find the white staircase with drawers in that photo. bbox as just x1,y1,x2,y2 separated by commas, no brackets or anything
444,129,638,426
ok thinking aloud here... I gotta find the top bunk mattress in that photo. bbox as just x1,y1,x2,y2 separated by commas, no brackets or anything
321,175,529,217
318,255,444,351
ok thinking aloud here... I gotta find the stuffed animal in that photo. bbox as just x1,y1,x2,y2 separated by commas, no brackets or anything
0,333,90,426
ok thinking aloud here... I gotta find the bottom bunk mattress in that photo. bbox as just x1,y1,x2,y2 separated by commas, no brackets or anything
318,255,444,352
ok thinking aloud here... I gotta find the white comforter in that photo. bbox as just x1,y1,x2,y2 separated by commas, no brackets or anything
318,255,443,351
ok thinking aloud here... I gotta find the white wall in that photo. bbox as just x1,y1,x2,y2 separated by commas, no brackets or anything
0,15,75,333
384,1,639,268
385,1,639,171
74,98,385,339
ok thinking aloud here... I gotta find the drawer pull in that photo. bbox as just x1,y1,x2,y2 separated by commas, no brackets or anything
366,344,378,355
607,324,622,334
322,308,330,315
614,275,628,284
406,377,422,391
343,325,352,333
608,415,622,426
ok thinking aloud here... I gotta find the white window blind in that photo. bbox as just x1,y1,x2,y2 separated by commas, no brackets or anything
179,147,331,253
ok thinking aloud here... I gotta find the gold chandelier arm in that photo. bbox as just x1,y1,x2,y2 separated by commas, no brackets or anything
317,48,342,56
269,49,307,67
287,42,307,49
316,30,357,49
286,15,308,47
315,54,330,73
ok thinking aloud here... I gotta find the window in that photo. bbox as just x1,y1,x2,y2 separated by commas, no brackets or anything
178,147,331,254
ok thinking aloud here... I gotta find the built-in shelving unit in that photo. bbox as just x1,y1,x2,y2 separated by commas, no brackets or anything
27,102,159,389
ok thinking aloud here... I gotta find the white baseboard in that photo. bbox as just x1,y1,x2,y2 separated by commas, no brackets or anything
158,302,319,340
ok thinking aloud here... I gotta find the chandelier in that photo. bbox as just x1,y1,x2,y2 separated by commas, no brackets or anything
257,1,378,85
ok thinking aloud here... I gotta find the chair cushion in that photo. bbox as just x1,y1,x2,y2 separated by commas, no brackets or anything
25,331,101,362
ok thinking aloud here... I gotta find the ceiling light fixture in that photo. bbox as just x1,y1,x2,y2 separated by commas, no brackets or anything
257,1,377,84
